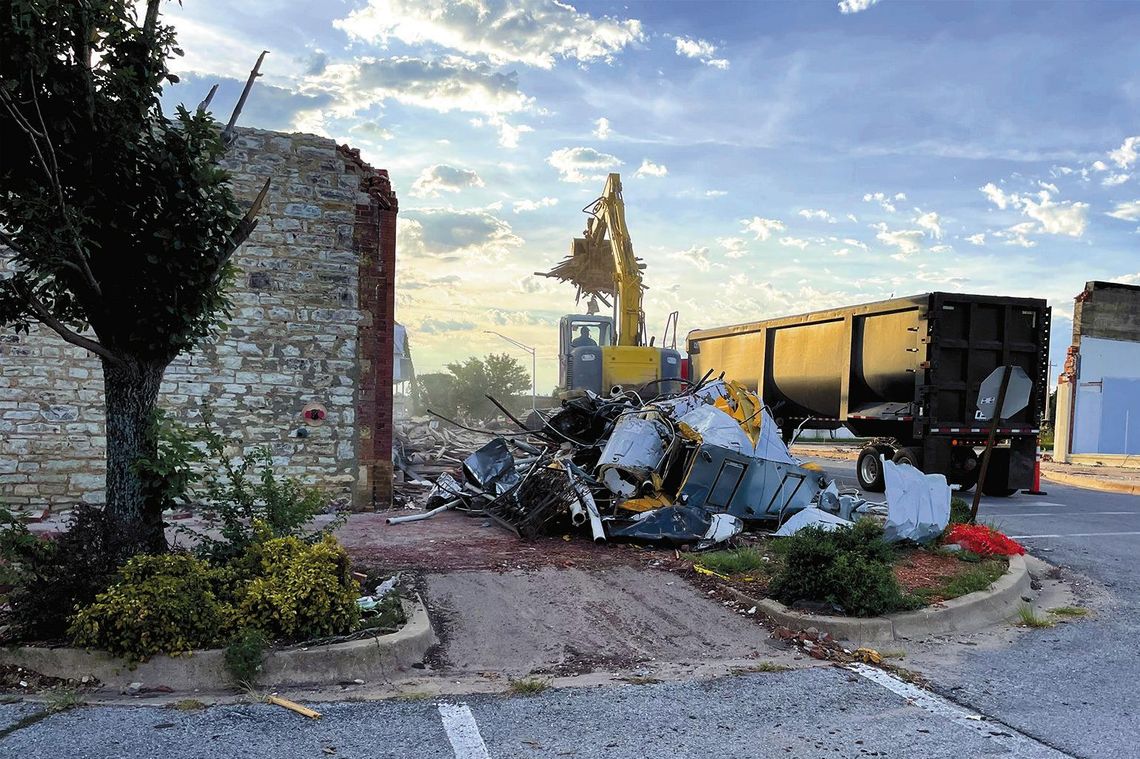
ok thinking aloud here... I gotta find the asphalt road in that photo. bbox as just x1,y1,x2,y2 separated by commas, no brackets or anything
2,468,1136,758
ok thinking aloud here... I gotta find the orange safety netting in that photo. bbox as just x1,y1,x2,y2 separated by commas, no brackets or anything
945,523,1026,556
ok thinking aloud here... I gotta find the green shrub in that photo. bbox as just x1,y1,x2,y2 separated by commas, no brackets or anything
236,536,359,641
769,520,912,617
192,443,336,563
224,627,268,687
949,497,971,525
1,506,129,641
682,547,769,575
69,554,233,660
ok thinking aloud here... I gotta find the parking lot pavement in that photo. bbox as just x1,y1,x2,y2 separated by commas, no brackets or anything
817,459,1140,759
2,667,1069,759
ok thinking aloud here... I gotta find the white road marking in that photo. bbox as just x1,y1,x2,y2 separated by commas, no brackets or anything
1010,531,1140,539
438,703,492,759
845,663,1070,757
1000,511,1136,517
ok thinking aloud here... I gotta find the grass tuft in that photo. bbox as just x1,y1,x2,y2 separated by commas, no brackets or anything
732,661,792,674
879,649,907,660
170,699,206,711
43,688,82,713
1048,606,1089,617
507,677,550,696
618,675,662,685
1017,603,1055,628
682,547,769,576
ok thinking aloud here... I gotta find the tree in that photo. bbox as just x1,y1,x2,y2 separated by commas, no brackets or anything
0,1,266,557
410,373,457,418
446,353,530,419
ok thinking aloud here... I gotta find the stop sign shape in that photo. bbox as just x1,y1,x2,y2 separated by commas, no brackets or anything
975,365,1033,421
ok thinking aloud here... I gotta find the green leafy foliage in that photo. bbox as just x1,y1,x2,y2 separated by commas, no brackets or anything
411,372,457,417
224,627,268,687
236,536,360,641
949,497,972,525
446,353,530,419
769,520,914,617
1,506,130,640
682,547,769,575
69,554,233,661
136,408,208,514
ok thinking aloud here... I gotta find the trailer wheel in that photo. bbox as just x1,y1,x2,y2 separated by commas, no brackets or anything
892,447,923,469
857,446,888,492
950,448,979,492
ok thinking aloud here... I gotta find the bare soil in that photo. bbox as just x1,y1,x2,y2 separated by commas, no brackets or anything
420,566,779,677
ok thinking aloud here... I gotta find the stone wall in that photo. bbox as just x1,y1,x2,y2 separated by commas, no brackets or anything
0,128,397,512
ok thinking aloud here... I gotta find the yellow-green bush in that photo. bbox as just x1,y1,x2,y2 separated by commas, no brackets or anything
236,536,359,641
68,554,233,661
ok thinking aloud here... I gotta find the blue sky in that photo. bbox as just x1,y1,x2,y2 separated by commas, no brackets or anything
161,0,1140,392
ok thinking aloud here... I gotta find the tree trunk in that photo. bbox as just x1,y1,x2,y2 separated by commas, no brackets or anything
102,356,169,557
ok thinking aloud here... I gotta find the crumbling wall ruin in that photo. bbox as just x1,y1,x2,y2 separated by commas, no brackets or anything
0,128,397,512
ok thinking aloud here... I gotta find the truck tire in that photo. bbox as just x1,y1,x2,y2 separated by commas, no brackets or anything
950,448,979,492
892,446,923,469
857,446,888,492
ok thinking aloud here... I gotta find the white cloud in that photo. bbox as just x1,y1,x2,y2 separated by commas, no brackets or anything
1106,200,1140,222
334,0,644,70
1111,272,1140,285
838,0,881,13
979,182,1012,210
1108,136,1139,169
894,192,907,201
742,216,786,240
779,236,810,250
842,238,869,251
846,213,859,223
1038,181,1059,194
633,159,668,178
470,114,534,148
913,210,943,239
928,244,953,254
1092,160,1109,172
834,248,850,256
671,245,712,271
593,117,611,139
717,237,749,259
798,208,837,223
873,223,925,256
399,207,523,262
863,191,898,213
672,35,729,69
1103,173,1131,187
994,222,1038,248
979,183,1088,238
965,233,986,246
546,146,622,183
705,190,729,198
513,197,558,213
305,56,534,118
410,164,485,197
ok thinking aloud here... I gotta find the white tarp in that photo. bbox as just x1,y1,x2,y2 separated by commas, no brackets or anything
773,506,855,536
882,457,950,544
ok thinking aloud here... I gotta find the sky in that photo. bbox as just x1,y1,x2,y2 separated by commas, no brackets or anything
159,0,1140,393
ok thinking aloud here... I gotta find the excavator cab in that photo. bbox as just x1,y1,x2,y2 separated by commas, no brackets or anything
558,314,682,397
558,315,613,394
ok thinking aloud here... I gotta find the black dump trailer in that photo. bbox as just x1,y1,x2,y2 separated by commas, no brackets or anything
687,292,1050,496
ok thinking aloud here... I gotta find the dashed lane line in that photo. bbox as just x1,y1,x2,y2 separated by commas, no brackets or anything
438,703,492,759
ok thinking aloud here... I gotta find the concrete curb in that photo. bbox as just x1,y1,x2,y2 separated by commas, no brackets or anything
1040,469,1140,496
720,554,1030,644
0,596,437,692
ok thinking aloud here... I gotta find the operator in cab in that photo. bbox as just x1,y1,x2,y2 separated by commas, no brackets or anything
570,326,597,349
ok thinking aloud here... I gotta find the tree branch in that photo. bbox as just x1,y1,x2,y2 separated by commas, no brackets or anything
197,83,219,113
213,177,271,284
12,281,121,365
222,51,268,145
143,0,161,39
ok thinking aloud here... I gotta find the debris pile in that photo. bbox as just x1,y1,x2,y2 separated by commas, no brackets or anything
393,378,840,549
392,377,952,550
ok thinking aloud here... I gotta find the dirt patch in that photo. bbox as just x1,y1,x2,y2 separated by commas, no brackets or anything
338,511,653,572
420,566,779,677
892,551,965,594
0,664,98,693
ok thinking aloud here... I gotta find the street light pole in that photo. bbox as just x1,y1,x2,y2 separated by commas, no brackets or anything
484,330,537,412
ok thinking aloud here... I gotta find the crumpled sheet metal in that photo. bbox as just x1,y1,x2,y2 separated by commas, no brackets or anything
881,457,950,544
604,505,743,550
596,415,669,498
773,506,855,536
462,438,520,496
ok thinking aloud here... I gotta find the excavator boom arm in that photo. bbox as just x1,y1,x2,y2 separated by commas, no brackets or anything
591,173,643,346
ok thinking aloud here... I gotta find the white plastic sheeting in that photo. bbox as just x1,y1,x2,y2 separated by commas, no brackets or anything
882,457,950,544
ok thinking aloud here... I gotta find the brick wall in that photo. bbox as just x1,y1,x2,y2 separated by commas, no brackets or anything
0,128,397,512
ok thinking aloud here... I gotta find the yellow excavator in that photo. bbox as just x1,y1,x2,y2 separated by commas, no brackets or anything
538,173,682,397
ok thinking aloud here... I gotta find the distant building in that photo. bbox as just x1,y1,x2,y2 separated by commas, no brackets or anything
1053,281,1140,465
